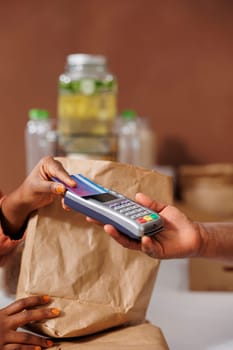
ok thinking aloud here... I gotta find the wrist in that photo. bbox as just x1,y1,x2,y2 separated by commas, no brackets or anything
0,190,32,239
195,223,213,258
192,222,209,258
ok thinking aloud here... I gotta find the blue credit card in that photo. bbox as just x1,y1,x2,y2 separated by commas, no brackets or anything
65,174,108,198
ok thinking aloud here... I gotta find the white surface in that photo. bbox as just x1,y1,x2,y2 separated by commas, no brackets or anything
146,259,233,350
0,289,13,309
1,259,233,349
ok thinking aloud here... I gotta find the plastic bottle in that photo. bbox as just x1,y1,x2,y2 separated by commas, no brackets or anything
137,117,156,169
25,109,56,174
117,110,141,165
57,53,118,160
117,110,156,169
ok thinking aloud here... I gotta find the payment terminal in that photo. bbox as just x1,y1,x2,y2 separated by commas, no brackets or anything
54,174,164,240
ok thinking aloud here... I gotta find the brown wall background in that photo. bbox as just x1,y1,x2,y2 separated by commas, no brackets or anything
0,0,233,192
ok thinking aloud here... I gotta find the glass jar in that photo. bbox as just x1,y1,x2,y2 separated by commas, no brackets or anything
57,54,118,160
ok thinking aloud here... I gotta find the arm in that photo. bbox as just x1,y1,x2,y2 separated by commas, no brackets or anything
91,192,233,261
198,222,233,261
0,196,24,264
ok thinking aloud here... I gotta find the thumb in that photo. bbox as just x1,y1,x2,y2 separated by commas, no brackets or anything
38,180,67,195
135,192,166,212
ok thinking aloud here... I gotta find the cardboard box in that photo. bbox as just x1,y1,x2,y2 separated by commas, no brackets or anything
189,258,233,291
178,163,233,217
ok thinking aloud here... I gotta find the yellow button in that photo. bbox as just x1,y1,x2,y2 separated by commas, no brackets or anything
144,215,153,221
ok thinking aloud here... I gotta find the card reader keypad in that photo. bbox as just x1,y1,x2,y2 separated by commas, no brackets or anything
108,199,159,224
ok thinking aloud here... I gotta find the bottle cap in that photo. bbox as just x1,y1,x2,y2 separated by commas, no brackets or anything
121,109,137,120
67,54,107,67
29,109,49,120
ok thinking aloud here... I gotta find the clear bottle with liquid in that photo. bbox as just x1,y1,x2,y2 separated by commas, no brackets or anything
117,110,156,169
57,53,118,160
117,110,141,165
25,109,56,174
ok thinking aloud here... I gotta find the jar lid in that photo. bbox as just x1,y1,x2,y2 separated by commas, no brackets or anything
29,109,49,120
67,54,107,67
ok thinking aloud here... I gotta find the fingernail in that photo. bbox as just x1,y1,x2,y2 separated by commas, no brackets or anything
52,308,60,316
64,206,71,211
35,347,41,350
46,340,53,347
42,295,50,302
55,183,65,194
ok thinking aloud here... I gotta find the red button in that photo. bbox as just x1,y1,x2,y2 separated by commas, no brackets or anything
137,217,147,223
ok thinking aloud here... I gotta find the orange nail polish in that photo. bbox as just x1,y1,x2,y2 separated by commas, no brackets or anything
35,347,41,350
55,184,65,194
42,295,50,302
52,308,60,316
46,340,53,347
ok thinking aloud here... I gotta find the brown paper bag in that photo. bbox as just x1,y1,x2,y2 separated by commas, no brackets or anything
17,159,173,338
49,322,169,350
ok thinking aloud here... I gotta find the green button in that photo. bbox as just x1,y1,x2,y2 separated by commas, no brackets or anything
151,213,159,219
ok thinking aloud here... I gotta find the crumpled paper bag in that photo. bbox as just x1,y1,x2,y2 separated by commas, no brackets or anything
49,322,169,350
17,159,173,338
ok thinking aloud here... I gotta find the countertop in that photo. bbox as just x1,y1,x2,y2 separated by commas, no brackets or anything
147,258,233,350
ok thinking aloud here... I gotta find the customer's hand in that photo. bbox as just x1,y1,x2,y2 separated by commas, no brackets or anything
88,192,202,259
0,295,59,349
18,156,76,212
1,156,76,238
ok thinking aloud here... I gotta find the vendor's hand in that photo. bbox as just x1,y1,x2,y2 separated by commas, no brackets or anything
87,192,203,259
0,295,59,349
